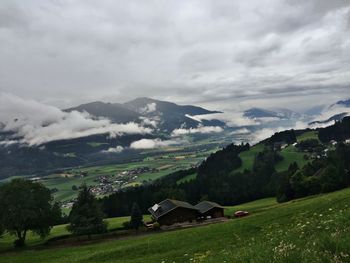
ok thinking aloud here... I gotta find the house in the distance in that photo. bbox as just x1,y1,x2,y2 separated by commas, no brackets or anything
195,201,225,219
148,199,199,225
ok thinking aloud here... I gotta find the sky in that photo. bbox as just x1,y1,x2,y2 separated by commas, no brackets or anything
0,0,349,111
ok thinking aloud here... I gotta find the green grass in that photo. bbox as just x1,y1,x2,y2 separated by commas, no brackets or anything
235,143,310,173
176,173,197,184
275,145,309,172
2,188,350,262
297,131,319,142
0,215,151,252
235,143,265,172
224,197,277,216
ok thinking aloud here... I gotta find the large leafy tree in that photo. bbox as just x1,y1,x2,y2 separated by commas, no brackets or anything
129,203,143,230
67,184,107,238
0,179,61,247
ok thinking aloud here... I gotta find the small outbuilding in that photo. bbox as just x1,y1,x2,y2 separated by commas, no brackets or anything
148,199,199,226
195,201,225,219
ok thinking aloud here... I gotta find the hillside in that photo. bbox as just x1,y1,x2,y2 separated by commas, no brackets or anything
84,117,350,217
1,188,350,262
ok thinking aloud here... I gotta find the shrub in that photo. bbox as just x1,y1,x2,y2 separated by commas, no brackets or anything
152,222,160,230
122,221,130,230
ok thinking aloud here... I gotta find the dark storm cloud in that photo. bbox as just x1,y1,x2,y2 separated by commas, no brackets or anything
0,0,349,110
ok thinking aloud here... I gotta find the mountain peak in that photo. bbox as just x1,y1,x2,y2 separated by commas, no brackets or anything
334,99,350,107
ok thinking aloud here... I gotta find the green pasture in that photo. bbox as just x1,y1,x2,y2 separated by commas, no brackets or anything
2,188,350,262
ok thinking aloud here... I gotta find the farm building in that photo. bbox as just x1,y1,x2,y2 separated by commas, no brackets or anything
195,201,224,219
148,199,199,225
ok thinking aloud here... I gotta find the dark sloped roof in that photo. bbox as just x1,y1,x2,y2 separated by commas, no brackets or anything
148,199,198,220
195,201,224,214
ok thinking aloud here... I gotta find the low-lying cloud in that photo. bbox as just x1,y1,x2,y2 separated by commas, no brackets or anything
172,125,224,136
0,93,152,146
140,103,157,114
310,104,350,124
102,145,124,153
187,112,258,127
129,138,184,149
230,128,251,135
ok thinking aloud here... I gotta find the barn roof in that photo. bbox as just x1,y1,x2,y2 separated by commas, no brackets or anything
148,199,198,220
195,201,224,214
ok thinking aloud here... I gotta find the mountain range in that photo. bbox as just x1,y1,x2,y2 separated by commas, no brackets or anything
243,107,301,119
66,97,224,132
0,97,349,179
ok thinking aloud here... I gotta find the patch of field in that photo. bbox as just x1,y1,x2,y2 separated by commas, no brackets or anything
2,188,350,262
42,175,96,202
176,173,197,184
275,145,309,172
157,164,174,170
234,143,265,172
297,130,319,142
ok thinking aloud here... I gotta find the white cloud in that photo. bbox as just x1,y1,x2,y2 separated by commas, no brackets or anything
0,93,152,146
0,1,349,109
139,116,159,128
188,112,258,127
230,128,251,135
248,120,310,144
140,103,157,114
129,138,183,149
310,105,350,123
171,125,223,136
102,145,124,153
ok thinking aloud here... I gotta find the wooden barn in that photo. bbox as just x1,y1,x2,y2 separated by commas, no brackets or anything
195,201,224,219
148,199,199,226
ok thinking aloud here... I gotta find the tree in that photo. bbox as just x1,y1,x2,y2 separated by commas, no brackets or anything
0,179,60,247
67,184,107,238
129,203,143,230
0,222,4,238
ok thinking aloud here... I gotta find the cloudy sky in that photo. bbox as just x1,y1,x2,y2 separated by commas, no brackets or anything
0,0,349,111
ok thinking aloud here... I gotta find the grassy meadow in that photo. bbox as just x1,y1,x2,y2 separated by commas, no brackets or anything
0,215,151,253
233,130,317,174
296,131,319,142
1,188,350,262
275,145,308,172
235,143,265,172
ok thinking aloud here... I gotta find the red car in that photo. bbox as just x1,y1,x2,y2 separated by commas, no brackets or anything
234,211,249,218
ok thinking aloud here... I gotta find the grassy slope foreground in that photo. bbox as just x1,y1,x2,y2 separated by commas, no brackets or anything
1,188,350,263
0,215,149,252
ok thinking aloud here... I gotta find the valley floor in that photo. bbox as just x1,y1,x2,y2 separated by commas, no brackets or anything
1,188,350,262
